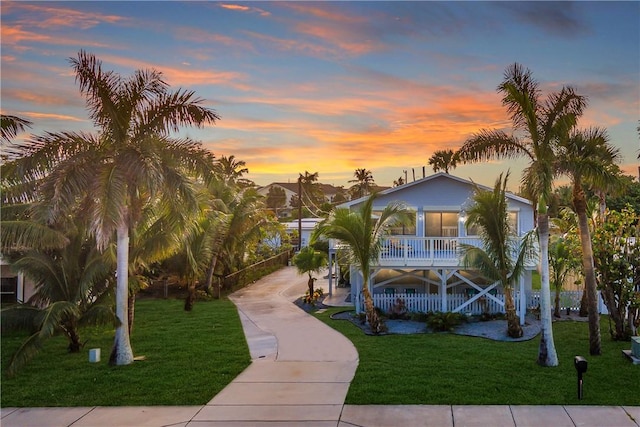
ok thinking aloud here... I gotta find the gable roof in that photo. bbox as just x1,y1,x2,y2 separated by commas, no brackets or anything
338,172,532,208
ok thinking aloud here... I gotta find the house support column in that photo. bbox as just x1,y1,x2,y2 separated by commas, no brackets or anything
519,274,525,325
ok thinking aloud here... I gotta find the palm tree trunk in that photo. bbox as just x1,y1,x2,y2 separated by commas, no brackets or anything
109,224,134,366
204,253,219,296
504,287,523,338
128,292,135,335
361,277,386,334
537,211,559,366
184,279,196,311
554,286,562,318
574,188,602,355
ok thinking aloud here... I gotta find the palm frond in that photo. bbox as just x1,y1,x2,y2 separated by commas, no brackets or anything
1,304,41,332
1,220,68,252
6,332,47,378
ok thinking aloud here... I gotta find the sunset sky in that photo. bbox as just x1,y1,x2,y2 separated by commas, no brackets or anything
2,1,639,189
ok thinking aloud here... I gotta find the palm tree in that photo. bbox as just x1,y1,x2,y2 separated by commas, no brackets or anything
460,172,537,338
457,63,586,366
555,127,622,355
1,114,32,143
548,234,578,318
428,149,459,174
314,193,412,334
293,246,327,297
5,51,218,365
393,176,405,187
1,219,116,377
349,168,375,199
214,155,253,188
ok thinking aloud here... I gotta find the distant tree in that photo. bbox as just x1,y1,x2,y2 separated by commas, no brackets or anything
548,234,580,317
393,176,405,187
292,246,327,297
214,155,253,187
349,168,375,199
265,186,287,216
606,175,640,214
299,171,324,212
332,187,348,205
428,149,459,174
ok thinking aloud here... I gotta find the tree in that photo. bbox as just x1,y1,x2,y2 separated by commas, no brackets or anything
428,149,459,174
292,246,327,297
265,186,287,216
548,233,579,318
1,114,32,143
349,168,375,199
393,176,405,187
460,172,537,338
1,218,116,377
592,207,640,340
314,193,412,334
607,175,640,214
298,171,325,214
214,155,253,188
457,63,587,366
556,127,622,355
5,51,218,365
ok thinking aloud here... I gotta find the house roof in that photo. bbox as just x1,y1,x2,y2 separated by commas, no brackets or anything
338,172,532,208
258,182,343,195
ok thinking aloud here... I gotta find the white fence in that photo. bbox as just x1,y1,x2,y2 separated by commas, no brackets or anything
369,290,608,315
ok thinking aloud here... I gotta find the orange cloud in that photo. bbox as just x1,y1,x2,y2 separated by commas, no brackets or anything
219,3,270,16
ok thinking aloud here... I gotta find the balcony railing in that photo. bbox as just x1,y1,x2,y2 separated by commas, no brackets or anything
374,236,482,266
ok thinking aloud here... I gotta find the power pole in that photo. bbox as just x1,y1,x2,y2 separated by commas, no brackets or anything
298,174,302,251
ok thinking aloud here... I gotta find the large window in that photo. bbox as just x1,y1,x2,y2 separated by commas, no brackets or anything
375,209,417,236
425,212,458,237
466,211,518,236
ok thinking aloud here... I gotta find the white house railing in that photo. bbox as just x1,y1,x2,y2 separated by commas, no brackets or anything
366,290,608,316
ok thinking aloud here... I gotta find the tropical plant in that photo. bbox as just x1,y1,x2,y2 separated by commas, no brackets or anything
460,172,537,338
1,114,32,143
393,176,405,187
265,186,287,216
314,193,412,334
555,127,622,354
349,168,375,199
592,206,640,340
293,246,327,297
1,219,116,377
457,63,587,366
214,155,253,188
3,51,218,365
428,149,459,174
548,234,579,317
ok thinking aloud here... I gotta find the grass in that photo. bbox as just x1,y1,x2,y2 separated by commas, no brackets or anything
315,308,640,406
1,299,251,407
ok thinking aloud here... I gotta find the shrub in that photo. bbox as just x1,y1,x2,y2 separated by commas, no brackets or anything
426,311,467,332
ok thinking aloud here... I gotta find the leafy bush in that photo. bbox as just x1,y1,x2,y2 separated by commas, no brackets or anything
426,311,467,331
302,287,324,305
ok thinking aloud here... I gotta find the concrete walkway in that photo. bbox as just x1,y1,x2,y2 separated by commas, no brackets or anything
2,266,639,426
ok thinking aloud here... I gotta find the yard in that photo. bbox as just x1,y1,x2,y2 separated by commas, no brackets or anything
1,299,638,407
316,308,640,406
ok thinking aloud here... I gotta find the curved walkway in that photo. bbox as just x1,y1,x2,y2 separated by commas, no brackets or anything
2,266,639,426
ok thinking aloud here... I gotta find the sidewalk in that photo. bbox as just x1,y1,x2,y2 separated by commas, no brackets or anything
2,266,638,426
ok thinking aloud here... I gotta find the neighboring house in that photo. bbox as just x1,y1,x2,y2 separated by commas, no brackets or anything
264,217,324,250
328,172,536,324
0,256,35,303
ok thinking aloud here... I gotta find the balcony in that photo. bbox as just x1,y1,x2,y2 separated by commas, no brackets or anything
376,236,482,267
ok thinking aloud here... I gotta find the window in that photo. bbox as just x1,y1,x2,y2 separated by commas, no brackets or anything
1,277,18,304
376,209,417,235
425,212,458,237
466,211,518,236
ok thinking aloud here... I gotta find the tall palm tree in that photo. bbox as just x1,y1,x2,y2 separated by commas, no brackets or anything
5,51,218,365
314,193,412,334
214,155,253,188
457,63,586,366
460,172,537,338
349,168,375,199
555,127,622,355
428,149,459,174
548,234,578,318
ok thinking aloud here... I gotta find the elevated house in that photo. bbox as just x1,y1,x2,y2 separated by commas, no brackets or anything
327,172,537,324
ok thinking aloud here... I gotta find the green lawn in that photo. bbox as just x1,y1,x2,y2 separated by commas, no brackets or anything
1,299,251,407
316,308,640,406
